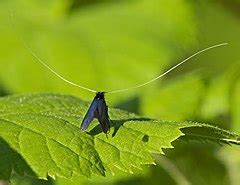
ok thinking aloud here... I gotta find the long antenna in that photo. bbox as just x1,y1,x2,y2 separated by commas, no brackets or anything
107,43,228,94
9,13,228,95
9,14,97,94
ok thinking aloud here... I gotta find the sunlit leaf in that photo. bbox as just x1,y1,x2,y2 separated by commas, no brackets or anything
0,93,239,181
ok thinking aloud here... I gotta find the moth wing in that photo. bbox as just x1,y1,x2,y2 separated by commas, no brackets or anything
80,98,99,131
97,99,110,134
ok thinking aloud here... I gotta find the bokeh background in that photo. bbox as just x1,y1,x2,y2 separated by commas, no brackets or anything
0,0,240,184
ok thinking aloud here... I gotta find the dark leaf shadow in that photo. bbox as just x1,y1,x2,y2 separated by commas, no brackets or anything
0,138,53,184
0,85,9,97
89,117,151,137
70,0,129,12
0,137,35,180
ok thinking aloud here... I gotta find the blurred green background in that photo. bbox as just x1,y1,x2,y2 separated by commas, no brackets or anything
0,0,240,184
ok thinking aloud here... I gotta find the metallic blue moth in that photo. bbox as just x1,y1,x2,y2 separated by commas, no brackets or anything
80,92,110,134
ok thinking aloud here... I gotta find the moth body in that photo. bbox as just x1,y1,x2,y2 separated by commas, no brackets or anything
81,92,110,134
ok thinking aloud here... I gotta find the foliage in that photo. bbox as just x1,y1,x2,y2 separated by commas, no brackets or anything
0,93,239,182
0,0,240,184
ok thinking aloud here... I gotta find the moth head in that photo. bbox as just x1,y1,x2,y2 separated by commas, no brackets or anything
96,92,105,99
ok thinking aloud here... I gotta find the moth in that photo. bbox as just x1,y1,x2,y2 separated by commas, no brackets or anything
80,92,110,134
16,30,227,134
9,13,228,134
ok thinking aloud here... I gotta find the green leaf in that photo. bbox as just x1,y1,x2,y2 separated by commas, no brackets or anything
0,93,239,181
0,94,106,179
180,123,240,145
